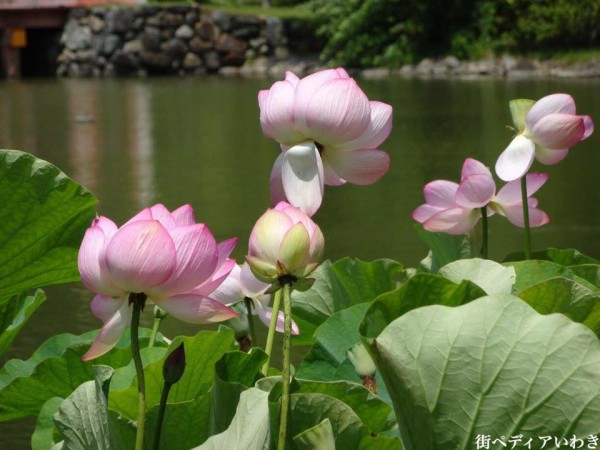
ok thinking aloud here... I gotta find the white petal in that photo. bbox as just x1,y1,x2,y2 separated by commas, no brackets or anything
495,135,536,181
281,142,324,216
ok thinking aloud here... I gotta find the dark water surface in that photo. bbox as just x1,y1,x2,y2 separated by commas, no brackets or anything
1,75,599,447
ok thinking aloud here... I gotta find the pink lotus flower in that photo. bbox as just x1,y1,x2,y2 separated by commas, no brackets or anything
211,262,300,335
413,158,549,234
246,201,324,283
78,203,238,360
496,93,594,181
259,68,392,216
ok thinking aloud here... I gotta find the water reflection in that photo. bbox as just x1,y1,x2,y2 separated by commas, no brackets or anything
0,76,599,447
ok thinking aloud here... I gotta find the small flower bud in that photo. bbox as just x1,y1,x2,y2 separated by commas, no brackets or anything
163,343,186,385
347,343,376,378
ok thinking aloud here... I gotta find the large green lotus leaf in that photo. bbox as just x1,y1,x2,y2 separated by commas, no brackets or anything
0,289,46,357
145,395,212,450
109,328,236,420
210,349,267,436
296,303,393,405
269,391,364,450
293,418,335,449
0,150,97,301
438,258,515,295
291,258,403,345
504,248,599,265
268,388,403,450
53,366,135,450
297,303,370,381
506,260,600,299
195,387,271,450
416,225,475,273
360,274,486,343
362,295,600,450
570,264,600,289
518,276,600,337
293,380,397,435
31,397,63,450
0,328,164,421
506,259,576,292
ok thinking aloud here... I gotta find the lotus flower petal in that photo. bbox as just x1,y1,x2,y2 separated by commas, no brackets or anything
281,142,324,216
495,135,536,181
501,204,550,228
239,262,269,297
269,152,287,206
259,79,304,145
279,222,310,272
460,158,491,180
155,294,238,324
297,78,371,145
104,220,177,294
583,115,594,139
153,224,218,298
171,204,195,226
424,208,480,235
423,180,459,208
413,204,444,223
82,301,131,361
338,101,393,151
534,146,569,165
207,264,243,305
256,305,300,335
495,173,549,206
324,148,390,185
525,93,576,130
78,221,124,297
456,173,496,208
90,294,125,322
322,155,346,186
530,113,585,150
249,209,293,263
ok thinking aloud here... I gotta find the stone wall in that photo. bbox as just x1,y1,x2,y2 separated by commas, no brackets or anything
56,5,321,77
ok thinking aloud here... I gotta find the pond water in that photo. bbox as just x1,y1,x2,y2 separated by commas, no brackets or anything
1,75,599,447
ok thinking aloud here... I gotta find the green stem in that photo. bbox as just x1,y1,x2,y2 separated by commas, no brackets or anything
521,176,531,259
130,293,147,450
480,207,488,259
277,282,292,450
149,306,167,348
152,382,172,450
245,297,257,347
149,317,161,348
261,289,282,375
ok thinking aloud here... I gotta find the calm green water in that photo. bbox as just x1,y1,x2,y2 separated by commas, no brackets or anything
1,75,600,447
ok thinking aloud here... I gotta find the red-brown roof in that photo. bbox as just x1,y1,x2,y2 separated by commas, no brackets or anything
0,0,139,10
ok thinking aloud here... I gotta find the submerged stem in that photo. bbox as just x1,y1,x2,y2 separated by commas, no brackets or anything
261,288,282,375
520,176,531,259
277,282,293,450
130,293,147,450
480,207,488,259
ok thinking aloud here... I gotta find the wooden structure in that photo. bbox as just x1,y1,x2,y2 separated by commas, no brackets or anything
0,0,140,76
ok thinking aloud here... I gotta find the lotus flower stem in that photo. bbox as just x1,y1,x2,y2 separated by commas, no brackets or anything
245,297,257,347
520,176,531,259
149,305,166,348
277,282,293,450
261,289,282,374
152,381,171,450
480,207,488,259
130,292,147,450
